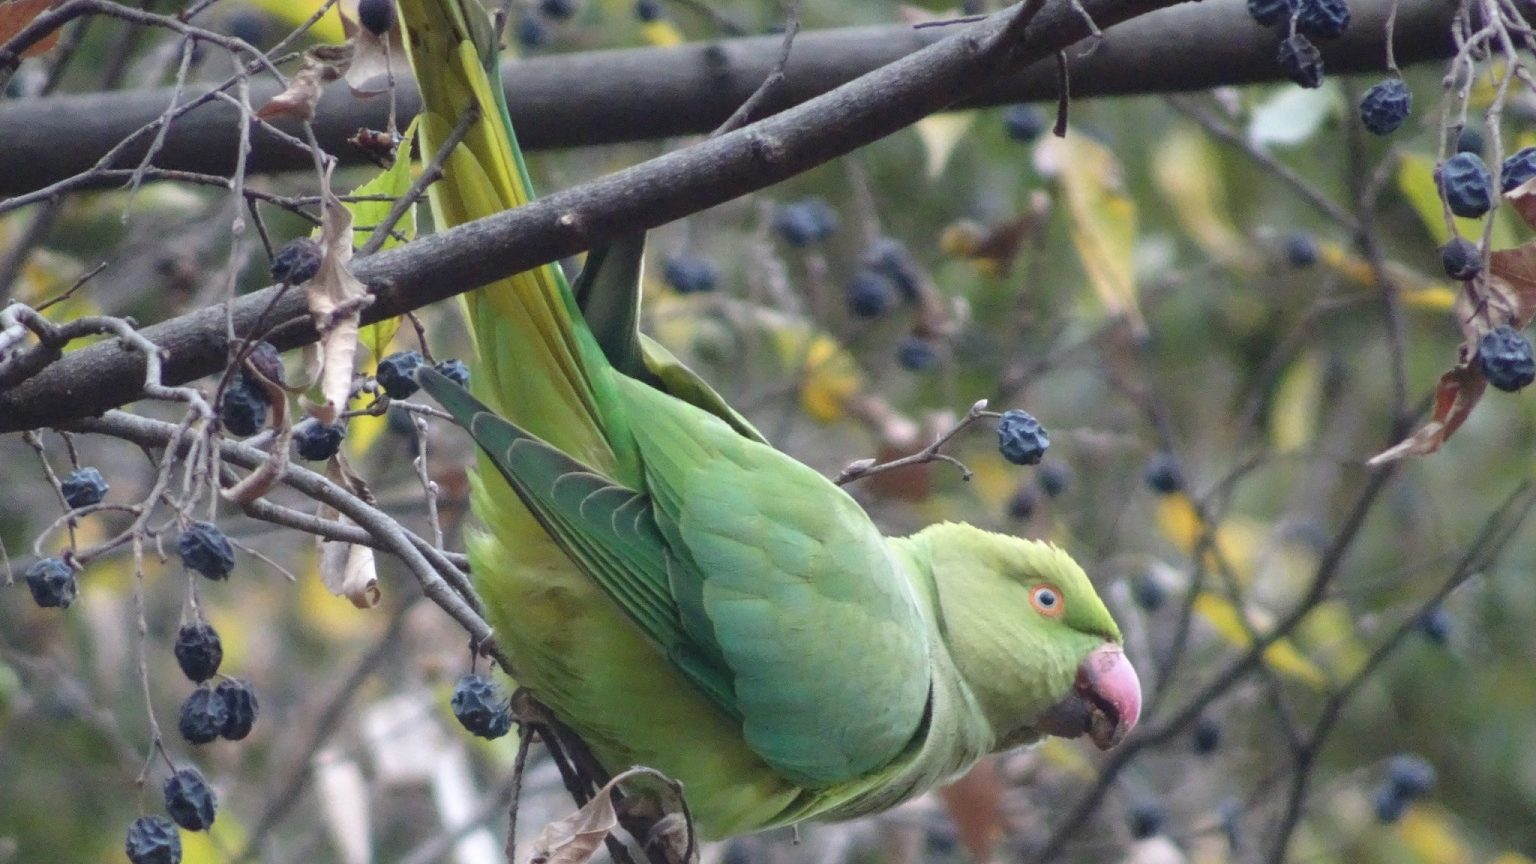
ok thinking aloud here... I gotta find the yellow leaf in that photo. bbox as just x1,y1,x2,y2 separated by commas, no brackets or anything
1403,285,1457,312
799,334,862,423
1036,132,1143,333
1152,126,1256,269
1193,593,1328,688
1270,351,1321,453
1398,807,1471,864
914,111,976,179
640,19,683,46
181,807,247,864
1155,496,1263,587
245,0,346,42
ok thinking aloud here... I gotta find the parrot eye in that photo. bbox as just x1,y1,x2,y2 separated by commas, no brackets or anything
1030,584,1063,617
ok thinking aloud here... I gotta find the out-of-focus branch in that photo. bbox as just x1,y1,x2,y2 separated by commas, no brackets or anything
0,0,1459,197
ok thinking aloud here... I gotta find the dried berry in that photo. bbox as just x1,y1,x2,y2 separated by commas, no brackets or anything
1277,35,1323,89
1193,715,1222,754
1388,753,1437,798
219,376,268,438
1501,146,1536,193
294,421,346,461
24,557,76,609
1455,126,1484,156
1440,237,1482,281
60,466,109,509
1144,452,1184,494
434,358,471,387
1132,571,1167,612
1037,461,1070,498
1418,606,1452,644
216,678,259,740
539,0,577,19
1477,325,1536,392
997,409,1049,466
1006,485,1036,521
357,0,394,35
174,622,223,683
635,0,663,20
243,341,285,388
1003,104,1048,142
451,673,513,739
269,238,322,286
1128,801,1165,839
177,521,235,581
773,198,839,247
1373,783,1407,824
163,767,218,831
376,351,424,399
517,13,548,47
1246,0,1294,25
1439,152,1494,218
1358,79,1411,135
178,688,229,745
1296,0,1349,38
896,335,939,372
125,815,182,864
864,238,923,302
662,254,719,294
846,269,895,319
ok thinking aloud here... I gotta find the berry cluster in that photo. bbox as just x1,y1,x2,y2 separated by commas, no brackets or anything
1373,754,1436,823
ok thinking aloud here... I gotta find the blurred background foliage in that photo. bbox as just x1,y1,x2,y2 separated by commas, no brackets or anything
3,0,1536,862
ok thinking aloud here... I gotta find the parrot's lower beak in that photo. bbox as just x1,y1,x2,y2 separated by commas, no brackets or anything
1037,643,1142,750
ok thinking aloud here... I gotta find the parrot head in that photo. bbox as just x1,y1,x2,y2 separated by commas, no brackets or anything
915,523,1141,753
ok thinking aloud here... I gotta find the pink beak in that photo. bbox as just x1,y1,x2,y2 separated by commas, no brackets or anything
1036,642,1143,750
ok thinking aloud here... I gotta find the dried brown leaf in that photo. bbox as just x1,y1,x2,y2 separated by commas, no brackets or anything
1488,244,1536,330
1505,178,1536,231
525,781,619,864
0,0,59,58
256,61,328,122
1368,366,1487,465
307,188,371,424
316,513,380,608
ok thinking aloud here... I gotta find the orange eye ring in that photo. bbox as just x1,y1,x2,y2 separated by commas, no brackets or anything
1030,583,1064,617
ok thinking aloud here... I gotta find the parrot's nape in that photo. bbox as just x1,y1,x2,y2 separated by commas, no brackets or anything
396,0,1141,840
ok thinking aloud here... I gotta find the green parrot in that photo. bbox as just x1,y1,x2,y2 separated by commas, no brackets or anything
396,0,1141,840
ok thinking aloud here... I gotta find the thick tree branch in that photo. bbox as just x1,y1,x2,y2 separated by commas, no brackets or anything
0,0,1456,197
0,0,1456,433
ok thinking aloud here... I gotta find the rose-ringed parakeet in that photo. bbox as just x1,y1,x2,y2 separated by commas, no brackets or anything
396,0,1141,840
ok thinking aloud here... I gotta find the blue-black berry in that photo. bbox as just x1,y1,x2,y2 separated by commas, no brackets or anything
1388,753,1437,798
178,688,229,745
1037,461,1070,498
773,198,839,247
517,13,548,47
1455,126,1485,156
216,678,259,740
244,341,285,387
635,0,663,20
1284,232,1319,268
1440,237,1482,281
997,409,1050,466
896,335,939,372
1132,571,1167,612
174,622,223,683
662,254,719,294
1003,104,1047,142
269,238,322,286
1501,147,1536,193
220,376,268,438
1359,79,1411,135
864,237,922,302
357,0,394,35
163,767,218,831
1477,325,1536,392
1246,0,1294,25
434,358,470,387
1144,452,1184,494
60,466,109,509
539,0,577,19
25,557,76,609
1296,0,1349,38
376,351,424,399
1278,35,1324,89
1006,485,1036,521
1193,715,1222,754
1373,783,1408,824
1418,606,1452,644
451,673,513,739
1128,801,1165,840
294,422,345,461
1439,152,1494,218
178,521,235,581
846,269,895,319
226,10,268,46
125,815,182,864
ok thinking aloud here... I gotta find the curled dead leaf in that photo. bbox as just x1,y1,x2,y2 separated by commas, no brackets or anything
307,184,371,424
1368,365,1487,464
222,387,292,503
256,58,336,122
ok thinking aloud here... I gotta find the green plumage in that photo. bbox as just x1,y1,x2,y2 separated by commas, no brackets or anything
400,0,1137,840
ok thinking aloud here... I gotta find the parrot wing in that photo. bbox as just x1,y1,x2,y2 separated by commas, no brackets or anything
420,368,933,788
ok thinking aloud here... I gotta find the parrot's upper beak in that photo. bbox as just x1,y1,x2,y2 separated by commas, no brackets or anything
1037,643,1142,750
